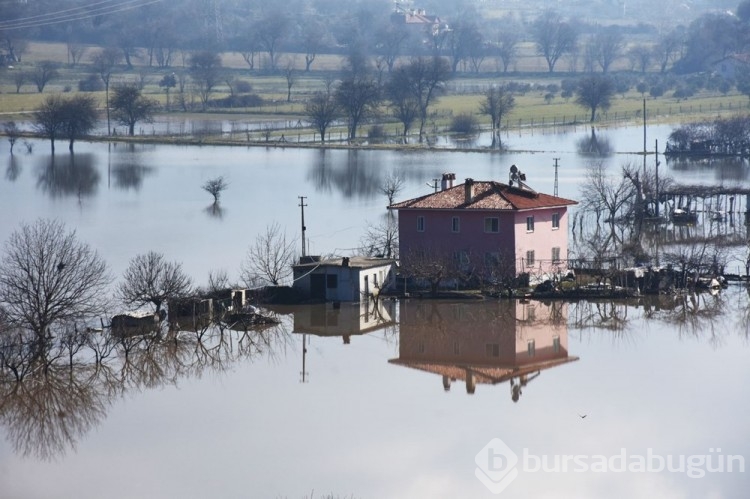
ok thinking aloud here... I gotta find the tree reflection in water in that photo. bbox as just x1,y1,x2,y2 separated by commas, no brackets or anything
5,155,21,181
36,153,100,199
570,291,728,348
0,315,291,460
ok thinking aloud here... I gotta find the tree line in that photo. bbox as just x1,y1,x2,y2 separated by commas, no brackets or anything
4,0,750,77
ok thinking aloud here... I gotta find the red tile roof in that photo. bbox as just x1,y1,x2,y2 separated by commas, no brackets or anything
389,181,578,211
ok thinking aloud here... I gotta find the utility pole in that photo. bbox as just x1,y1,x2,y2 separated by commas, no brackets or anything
300,333,309,383
553,158,560,196
299,196,307,257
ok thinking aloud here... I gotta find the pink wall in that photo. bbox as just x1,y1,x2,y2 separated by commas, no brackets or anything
398,207,569,275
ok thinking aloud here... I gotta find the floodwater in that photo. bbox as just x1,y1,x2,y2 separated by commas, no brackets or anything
1,125,749,498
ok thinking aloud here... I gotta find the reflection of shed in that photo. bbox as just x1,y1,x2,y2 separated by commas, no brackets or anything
389,300,578,399
292,256,397,302
292,300,396,344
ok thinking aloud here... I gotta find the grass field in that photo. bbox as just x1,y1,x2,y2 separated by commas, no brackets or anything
2,41,749,143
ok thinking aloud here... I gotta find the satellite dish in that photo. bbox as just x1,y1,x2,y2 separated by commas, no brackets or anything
510,164,518,173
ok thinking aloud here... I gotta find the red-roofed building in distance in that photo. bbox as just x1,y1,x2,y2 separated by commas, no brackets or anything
388,167,578,285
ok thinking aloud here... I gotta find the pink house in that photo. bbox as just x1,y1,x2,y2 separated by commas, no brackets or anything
388,169,578,282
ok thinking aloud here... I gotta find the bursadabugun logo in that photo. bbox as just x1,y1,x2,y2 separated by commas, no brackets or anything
474,438,519,494
475,438,746,495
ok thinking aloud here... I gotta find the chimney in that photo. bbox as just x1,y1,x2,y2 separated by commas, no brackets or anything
441,172,455,190
464,178,474,204
342,257,350,267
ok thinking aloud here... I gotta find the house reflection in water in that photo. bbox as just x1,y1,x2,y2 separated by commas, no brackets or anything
283,299,397,382
390,300,578,401
290,299,397,344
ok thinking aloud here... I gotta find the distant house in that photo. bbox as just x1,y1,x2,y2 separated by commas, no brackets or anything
292,256,397,302
390,4,447,39
388,168,578,282
713,53,750,80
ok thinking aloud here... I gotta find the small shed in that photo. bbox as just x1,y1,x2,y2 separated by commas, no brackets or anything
292,256,397,302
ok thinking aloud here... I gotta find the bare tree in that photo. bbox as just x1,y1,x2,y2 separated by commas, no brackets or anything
380,172,405,205
118,251,193,314
32,95,66,153
575,75,615,122
401,247,461,296
91,47,122,135
479,85,515,132
0,219,111,345
60,94,99,153
12,71,27,93
111,84,159,136
532,10,578,73
202,176,228,203
360,216,399,259
254,10,289,71
335,76,381,140
628,45,653,73
241,223,296,286
494,25,520,73
594,30,625,73
189,51,223,110
302,19,326,72
4,121,20,154
67,42,86,67
283,58,297,102
386,67,420,140
30,61,59,93
390,57,452,142
305,89,339,143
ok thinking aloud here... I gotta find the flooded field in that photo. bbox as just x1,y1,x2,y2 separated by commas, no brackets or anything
1,125,749,498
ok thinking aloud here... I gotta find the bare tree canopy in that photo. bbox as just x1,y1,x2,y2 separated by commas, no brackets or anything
202,176,228,203
575,75,615,122
479,85,515,131
305,89,339,143
30,61,59,93
241,223,296,287
118,251,193,313
532,10,578,73
189,51,223,110
111,84,159,136
0,219,111,342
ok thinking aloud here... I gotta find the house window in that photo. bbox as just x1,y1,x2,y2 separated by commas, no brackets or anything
486,343,500,357
326,274,338,288
526,250,535,266
417,216,425,232
373,273,378,287
553,335,561,353
552,247,561,263
552,212,560,230
527,340,536,357
526,216,534,232
452,216,460,233
484,217,499,233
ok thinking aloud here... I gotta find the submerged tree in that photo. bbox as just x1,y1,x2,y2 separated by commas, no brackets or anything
0,219,111,345
202,176,228,203
241,223,296,287
118,251,193,314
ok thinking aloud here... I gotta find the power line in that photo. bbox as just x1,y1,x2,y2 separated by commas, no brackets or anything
0,0,163,31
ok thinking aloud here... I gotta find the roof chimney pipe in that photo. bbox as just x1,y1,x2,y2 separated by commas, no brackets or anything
441,172,456,190
464,178,474,204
